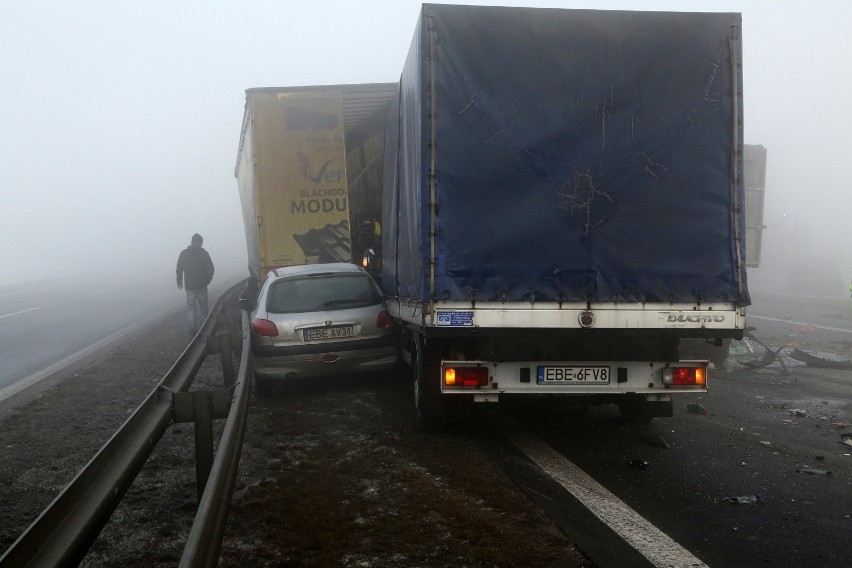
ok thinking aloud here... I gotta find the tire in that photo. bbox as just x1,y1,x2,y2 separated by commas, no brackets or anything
709,338,732,368
618,395,672,422
389,354,409,381
413,337,448,432
681,338,730,368
617,395,653,422
254,373,273,398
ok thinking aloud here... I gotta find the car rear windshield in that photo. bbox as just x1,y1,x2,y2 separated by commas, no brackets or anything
266,274,382,314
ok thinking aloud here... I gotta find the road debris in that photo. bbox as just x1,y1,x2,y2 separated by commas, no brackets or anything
736,330,792,375
724,495,760,505
686,403,707,415
641,434,671,449
796,466,832,476
789,348,852,370
729,341,754,356
790,409,807,417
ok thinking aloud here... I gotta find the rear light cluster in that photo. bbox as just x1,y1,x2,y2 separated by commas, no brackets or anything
376,310,393,329
444,366,489,387
251,319,279,337
662,366,707,387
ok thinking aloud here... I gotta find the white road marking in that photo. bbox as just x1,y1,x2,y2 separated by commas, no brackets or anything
0,283,61,298
91,288,114,296
748,314,852,335
500,419,709,568
0,307,39,320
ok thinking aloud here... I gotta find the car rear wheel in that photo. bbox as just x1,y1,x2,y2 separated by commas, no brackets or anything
413,337,447,432
254,373,273,398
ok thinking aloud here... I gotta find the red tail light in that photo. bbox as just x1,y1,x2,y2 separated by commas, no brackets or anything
376,310,393,329
444,366,489,387
251,319,279,337
663,366,706,386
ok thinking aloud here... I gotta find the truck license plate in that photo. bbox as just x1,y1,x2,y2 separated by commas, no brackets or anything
537,366,610,385
303,326,354,341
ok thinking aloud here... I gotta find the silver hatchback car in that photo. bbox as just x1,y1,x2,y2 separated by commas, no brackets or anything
242,263,399,395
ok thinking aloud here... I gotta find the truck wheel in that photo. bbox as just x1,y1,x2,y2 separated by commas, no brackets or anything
709,338,732,368
618,395,653,422
618,395,673,422
413,338,448,432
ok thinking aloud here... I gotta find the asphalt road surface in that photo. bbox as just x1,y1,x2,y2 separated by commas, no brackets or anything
0,273,247,397
0,276,179,393
505,290,852,568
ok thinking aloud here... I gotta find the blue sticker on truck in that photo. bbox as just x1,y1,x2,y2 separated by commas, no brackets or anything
436,311,474,327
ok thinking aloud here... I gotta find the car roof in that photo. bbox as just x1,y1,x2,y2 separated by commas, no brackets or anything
269,262,364,279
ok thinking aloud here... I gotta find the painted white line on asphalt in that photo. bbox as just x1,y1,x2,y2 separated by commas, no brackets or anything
0,307,39,320
501,419,708,568
0,284,61,298
0,311,167,404
748,314,852,335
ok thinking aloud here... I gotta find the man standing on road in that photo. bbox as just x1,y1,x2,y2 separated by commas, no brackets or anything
176,233,215,335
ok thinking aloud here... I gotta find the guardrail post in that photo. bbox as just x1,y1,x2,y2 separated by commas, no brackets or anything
194,392,214,501
180,307,252,567
227,309,241,352
173,390,232,502
218,332,235,388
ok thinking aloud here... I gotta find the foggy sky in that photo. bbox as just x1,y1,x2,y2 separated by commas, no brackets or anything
2,0,851,293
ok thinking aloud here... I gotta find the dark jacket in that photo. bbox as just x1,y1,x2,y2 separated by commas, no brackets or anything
176,245,214,290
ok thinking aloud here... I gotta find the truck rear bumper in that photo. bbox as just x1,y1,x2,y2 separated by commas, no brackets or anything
439,359,708,396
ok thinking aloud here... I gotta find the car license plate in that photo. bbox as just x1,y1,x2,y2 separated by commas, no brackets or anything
303,326,354,341
537,366,610,385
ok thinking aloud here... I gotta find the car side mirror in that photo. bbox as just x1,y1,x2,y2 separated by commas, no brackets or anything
238,297,255,311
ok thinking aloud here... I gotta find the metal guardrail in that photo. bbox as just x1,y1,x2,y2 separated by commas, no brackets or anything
179,307,252,567
0,282,252,567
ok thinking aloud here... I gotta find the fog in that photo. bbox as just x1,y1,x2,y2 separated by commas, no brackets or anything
2,0,850,297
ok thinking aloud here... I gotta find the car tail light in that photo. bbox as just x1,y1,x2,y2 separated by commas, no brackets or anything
251,318,279,337
444,366,489,387
662,366,707,387
376,310,393,329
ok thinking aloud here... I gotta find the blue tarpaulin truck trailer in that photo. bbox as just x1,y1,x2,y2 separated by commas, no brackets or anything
381,4,749,430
